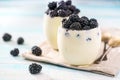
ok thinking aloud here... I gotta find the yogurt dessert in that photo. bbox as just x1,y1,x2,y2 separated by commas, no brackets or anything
58,14,101,65
44,0,80,49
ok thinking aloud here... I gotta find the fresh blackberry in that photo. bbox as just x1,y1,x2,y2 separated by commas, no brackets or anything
83,26,91,30
68,5,76,12
69,22,82,30
90,18,97,22
63,19,72,29
66,0,72,5
50,10,58,17
32,46,42,56
48,2,57,10
17,37,24,45
89,19,98,28
73,8,80,14
10,48,19,56
29,63,42,74
66,9,72,16
58,9,67,17
79,16,89,27
2,33,12,41
58,0,65,5
58,3,68,10
69,14,79,22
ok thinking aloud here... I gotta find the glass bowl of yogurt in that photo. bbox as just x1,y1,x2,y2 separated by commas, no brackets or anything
58,14,101,65
43,0,80,50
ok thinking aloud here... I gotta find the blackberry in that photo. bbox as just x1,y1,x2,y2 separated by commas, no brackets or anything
17,37,24,45
32,46,42,56
79,16,89,27
63,19,72,29
68,5,76,12
83,26,91,30
2,33,12,41
10,48,19,56
90,18,97,22
89,19,98,28
58,9,67,17
69,22,82,30
58,0,65,5
29,63,42,74
73,8,80,14
69,14,79,22
48,2,57,10
58,4,68,10
66,0,72,5
50,10,58,17
66,9,72,16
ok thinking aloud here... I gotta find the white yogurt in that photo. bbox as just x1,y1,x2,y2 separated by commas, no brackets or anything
57,27,101,65
43,14,64,49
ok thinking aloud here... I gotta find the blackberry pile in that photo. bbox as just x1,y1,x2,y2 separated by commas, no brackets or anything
62,14,98,30
46,0,80,17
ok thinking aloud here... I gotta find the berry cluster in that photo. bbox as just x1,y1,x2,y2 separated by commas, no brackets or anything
62,14,98,30
46,0,80,17
29,63,42,74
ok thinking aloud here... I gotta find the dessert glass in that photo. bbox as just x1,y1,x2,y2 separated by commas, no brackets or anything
43,14,65,49
57,27,101,65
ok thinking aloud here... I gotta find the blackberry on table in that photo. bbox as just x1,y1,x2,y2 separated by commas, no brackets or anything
17,37,24,45
29,63,42,74
32,46,42,56
69,22,82,30
2,33,12,42
48,2,57,10
10,48,19,56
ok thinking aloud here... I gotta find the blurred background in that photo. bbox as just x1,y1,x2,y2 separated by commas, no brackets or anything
0,0,120,30
0,0,120,44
